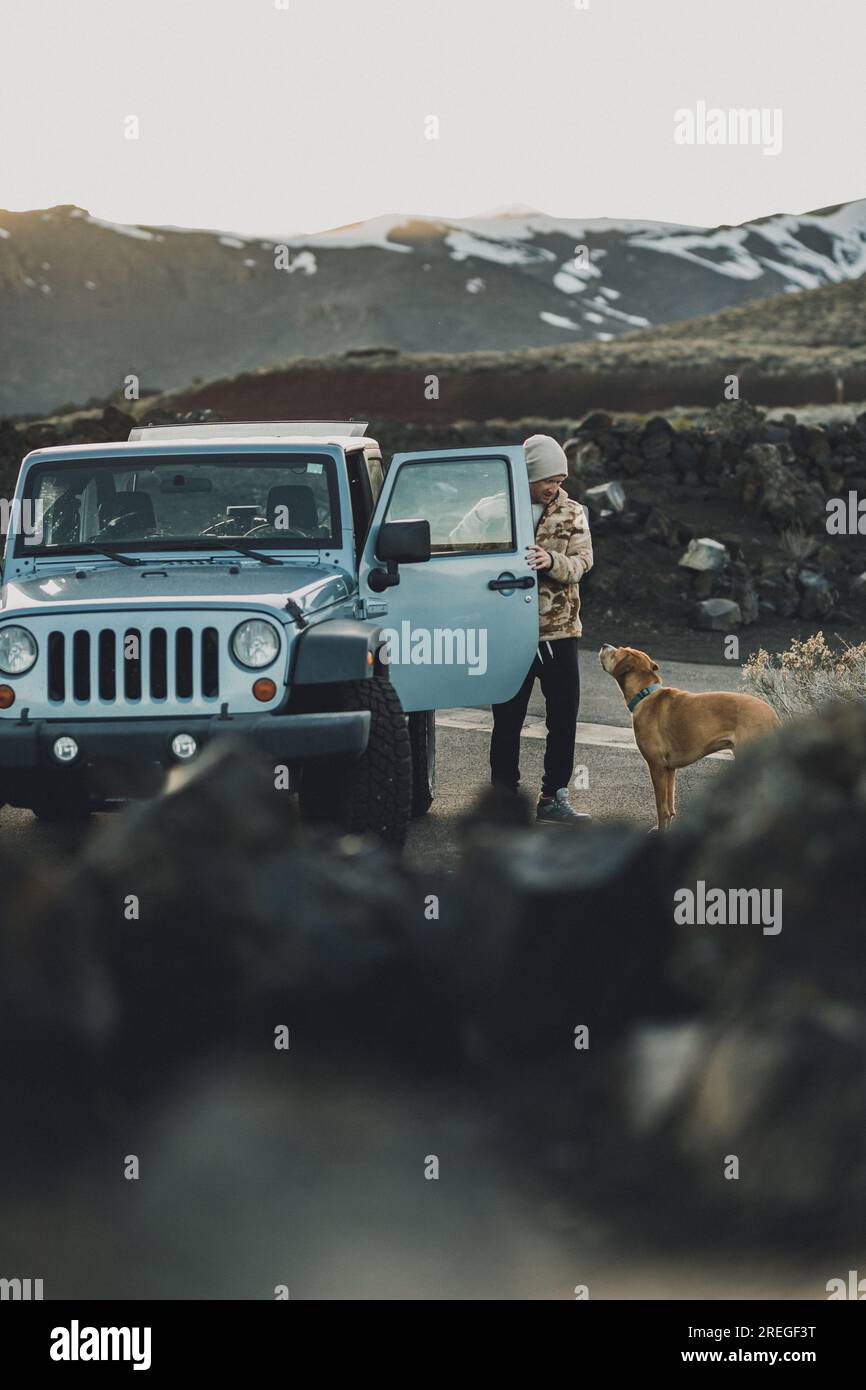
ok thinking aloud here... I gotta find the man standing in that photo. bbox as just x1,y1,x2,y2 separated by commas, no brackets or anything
490,434,593,822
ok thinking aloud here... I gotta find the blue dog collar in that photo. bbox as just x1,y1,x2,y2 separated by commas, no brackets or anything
627,682,662,713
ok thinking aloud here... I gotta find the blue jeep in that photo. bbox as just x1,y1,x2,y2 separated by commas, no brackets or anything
0,421,539,845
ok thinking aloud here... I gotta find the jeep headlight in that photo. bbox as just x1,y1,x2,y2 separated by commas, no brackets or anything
231,619,279,669
0,625,37,675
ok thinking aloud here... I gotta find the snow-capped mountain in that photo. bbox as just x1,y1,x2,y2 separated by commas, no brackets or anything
1,199,865,416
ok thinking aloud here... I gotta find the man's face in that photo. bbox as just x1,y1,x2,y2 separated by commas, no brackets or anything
529,475,564,506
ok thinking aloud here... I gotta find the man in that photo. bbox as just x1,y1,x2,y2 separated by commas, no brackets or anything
492,434,592,822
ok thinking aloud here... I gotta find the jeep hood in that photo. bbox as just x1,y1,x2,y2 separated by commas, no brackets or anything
1,560,353,617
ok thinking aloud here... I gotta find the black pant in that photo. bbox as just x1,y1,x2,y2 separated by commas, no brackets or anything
490,638,580,798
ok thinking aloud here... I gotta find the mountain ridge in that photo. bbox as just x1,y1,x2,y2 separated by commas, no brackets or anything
2,198,865,415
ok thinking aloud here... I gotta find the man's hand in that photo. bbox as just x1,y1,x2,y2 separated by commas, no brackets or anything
526,544,552,571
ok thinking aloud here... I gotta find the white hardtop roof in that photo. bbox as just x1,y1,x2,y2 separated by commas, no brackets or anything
25,435,381,460
128,420,379,450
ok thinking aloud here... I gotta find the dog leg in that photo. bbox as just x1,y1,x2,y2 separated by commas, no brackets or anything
648,762,671,832
667,767,677,823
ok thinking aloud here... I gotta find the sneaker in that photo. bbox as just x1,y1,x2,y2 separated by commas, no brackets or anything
536,789,592,824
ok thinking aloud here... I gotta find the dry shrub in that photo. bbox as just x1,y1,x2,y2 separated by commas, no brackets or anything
741,631,866,717
779,524,817,565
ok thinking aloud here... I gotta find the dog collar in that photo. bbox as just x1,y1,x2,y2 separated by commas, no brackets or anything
627,682,662,713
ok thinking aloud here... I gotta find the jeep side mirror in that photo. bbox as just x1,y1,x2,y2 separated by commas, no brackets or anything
375,519,431,564
369,519,431,592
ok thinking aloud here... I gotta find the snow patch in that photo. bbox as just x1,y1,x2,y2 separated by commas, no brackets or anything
0,228,9,239
553,270,588,293
633,201,866,286
586,296,650,328
752,210,866,282
540,311,580,331
636,227,765,282
447,228,555,266
755,257,823,291
85,214,156,241
285,250,316,275
219,236,245,249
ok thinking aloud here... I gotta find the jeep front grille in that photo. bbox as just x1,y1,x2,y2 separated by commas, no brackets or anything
47,625,221,706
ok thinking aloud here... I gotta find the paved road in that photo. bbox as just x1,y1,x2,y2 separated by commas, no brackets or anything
0,653,745,872
404,652,744,872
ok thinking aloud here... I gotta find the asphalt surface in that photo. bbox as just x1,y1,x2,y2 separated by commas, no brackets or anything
0,652,744,872
404,650,744,871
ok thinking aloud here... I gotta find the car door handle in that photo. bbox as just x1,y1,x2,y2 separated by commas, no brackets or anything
488,573,536,591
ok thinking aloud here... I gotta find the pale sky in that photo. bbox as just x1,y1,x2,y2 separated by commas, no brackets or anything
2,0,864,237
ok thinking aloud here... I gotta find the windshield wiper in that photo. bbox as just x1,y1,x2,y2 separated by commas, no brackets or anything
187,538,285,566
69,544,143,567
62,539,288,567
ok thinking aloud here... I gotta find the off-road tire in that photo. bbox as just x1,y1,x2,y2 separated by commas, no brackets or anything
299,678,412,848
408,709,436,818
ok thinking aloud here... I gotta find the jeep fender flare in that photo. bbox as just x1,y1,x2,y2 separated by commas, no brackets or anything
291,619,387,685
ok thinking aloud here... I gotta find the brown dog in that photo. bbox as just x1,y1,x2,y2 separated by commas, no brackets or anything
599,643,780,831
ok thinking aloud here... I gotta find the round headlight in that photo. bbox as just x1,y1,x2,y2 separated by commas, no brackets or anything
0,626,37,675
231,619,280,669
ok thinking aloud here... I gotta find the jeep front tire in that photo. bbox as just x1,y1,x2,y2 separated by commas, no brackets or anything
298,677,412,848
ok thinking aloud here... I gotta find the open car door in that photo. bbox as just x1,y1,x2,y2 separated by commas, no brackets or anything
359,446,539,712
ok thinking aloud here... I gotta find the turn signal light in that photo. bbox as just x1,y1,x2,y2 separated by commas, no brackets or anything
0,685,15,709
253,678,277,702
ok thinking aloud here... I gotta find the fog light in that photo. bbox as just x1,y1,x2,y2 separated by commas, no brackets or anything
53,735,79,763
253,678,277,702
0,685,15,709
171,732,198,761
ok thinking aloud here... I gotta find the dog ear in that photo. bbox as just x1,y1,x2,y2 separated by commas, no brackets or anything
651,661,660,674
612,653,634,681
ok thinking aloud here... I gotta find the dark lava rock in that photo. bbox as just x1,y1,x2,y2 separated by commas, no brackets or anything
797,568,836,620
690,598,742,630
576,410,613,434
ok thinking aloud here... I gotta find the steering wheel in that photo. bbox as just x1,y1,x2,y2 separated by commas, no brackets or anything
201,515,267,537
93,512,158,540
243,522,308,540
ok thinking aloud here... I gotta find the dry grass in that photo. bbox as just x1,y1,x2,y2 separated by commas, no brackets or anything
742,631,866,717
779,524,818,565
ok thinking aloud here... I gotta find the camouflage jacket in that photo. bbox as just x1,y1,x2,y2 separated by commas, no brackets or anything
536,488,593,639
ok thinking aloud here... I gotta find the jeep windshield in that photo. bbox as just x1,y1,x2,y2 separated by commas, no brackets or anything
15,453,341,556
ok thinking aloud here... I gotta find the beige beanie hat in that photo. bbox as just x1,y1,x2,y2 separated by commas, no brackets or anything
524,433,568,483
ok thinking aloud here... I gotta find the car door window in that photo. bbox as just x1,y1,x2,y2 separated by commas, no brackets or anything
385,458,514,555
